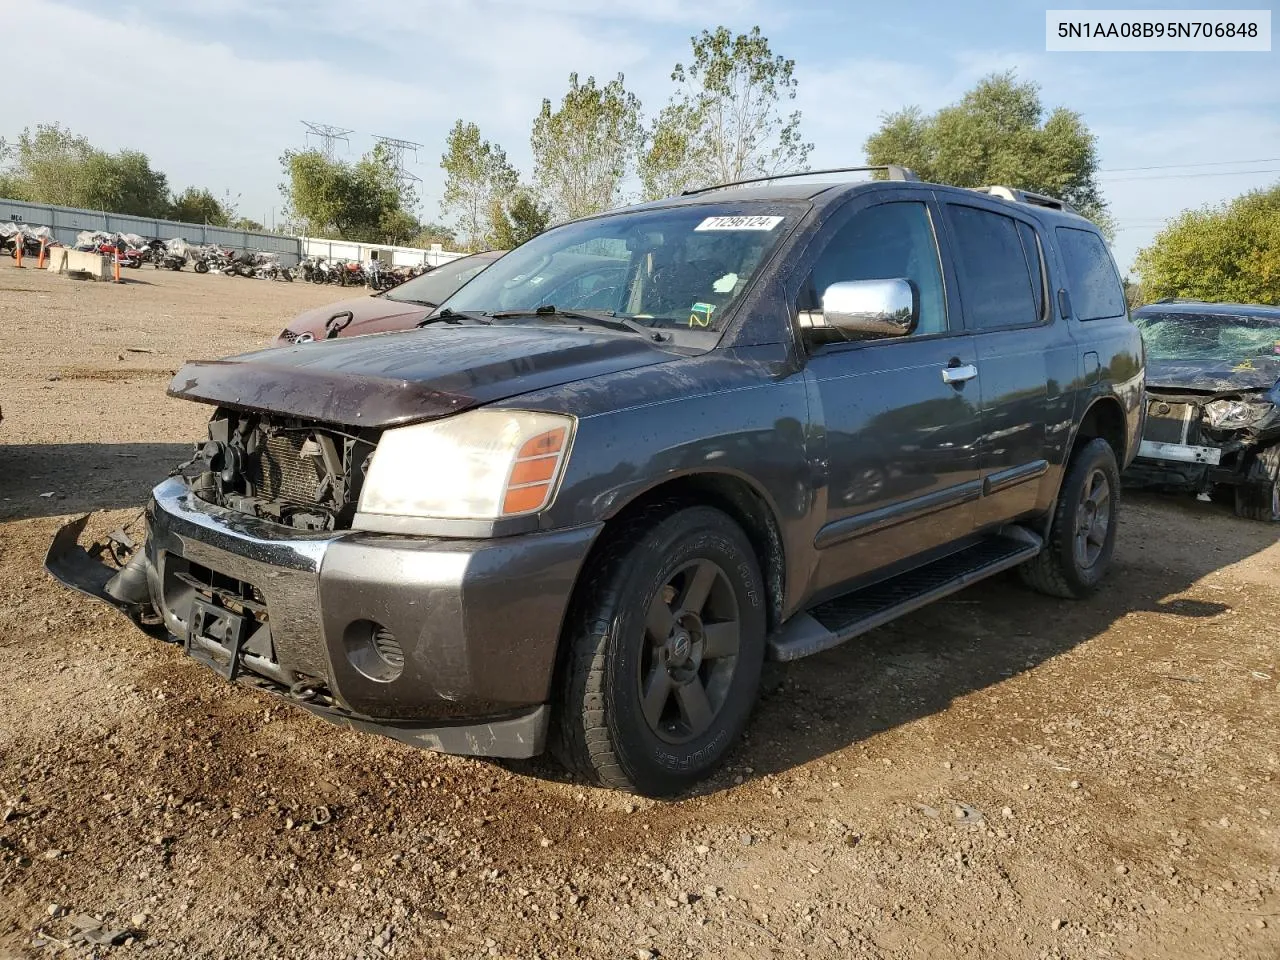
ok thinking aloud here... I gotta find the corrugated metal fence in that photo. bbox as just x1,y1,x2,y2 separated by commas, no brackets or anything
1,197,301,263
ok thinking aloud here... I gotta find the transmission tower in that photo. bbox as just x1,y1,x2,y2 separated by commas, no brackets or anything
301,121,354,159
373,135,424,186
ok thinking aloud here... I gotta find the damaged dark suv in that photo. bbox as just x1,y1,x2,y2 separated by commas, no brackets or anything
1125,300,1280,521
50,169,1143,796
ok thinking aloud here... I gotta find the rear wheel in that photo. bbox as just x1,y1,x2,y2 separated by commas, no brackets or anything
1019,437,1120,599
1234,446,1280,522
553,504,766,796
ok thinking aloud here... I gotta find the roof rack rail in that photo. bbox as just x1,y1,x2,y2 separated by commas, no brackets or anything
1153,297,1207,304
681,165,918,196
973,185,1078,215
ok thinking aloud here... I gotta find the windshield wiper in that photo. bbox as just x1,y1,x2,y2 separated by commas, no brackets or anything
489,306,670,342
417,307,490,326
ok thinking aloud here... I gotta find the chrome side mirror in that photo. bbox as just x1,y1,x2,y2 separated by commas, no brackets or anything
800,278,917,339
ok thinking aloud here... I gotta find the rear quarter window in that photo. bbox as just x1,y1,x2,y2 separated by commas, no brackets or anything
1056,227,1125,321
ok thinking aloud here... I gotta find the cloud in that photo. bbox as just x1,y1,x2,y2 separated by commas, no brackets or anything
2,1,680,218
5,0,1277,273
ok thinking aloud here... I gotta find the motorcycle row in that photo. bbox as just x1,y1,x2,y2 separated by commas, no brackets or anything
65,232,294,281
3,222,424,290
295,256,426,291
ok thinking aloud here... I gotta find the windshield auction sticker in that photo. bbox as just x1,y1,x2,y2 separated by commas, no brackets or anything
1046,9,1270,51
695,216,785,231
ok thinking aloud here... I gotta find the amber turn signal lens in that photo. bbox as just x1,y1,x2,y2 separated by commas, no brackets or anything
502,426,571,517
509,455,558,486
503,484,550,515
518,428,565,459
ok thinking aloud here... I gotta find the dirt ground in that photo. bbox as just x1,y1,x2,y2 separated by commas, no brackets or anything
1,261,1278,960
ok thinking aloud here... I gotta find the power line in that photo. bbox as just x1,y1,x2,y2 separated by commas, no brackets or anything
1100,168,1280,183
1101,156,1280,173
301,121,354,160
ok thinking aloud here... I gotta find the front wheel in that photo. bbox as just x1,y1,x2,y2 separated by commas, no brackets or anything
1234,446,1280,522
553,504,766,796
1019,437,1120,599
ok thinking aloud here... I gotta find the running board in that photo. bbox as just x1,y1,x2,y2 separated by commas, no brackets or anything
767,532,1042,662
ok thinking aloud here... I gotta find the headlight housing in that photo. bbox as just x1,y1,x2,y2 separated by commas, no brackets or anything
356,409,575,522
1203,399,1275,430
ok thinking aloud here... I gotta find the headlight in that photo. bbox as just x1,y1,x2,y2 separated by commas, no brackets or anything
356,409,575,521
1203,399,1275,429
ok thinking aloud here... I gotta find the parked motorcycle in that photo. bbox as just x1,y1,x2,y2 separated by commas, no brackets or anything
192,245,232,274
149,238,189,271
337,261,367,287
3,232,43,259
310,258,335,284
365,259,400,291
294,255,320,283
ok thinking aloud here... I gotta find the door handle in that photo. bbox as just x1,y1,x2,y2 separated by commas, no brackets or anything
941,363,978,384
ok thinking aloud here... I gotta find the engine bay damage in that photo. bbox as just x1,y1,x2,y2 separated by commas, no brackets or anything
182,410,379,531
1126,386,1280,508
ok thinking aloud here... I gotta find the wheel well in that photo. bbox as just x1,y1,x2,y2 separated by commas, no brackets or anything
1075,397,1127,465
594,475,786,633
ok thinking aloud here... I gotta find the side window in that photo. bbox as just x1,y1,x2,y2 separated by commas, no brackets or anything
806,201,948,336
1056,227,1125,320
1017,221,1046,322
946,205,1040,329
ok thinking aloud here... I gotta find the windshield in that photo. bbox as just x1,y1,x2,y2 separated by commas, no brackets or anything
440,203,803,331
1134,312,1280,363
383,253,498,305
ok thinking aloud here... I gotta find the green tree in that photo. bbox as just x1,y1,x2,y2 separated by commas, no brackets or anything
639,26,812,199
280,144,417,242
440,121,519,251
409,222,458,249
81,148,171,218
532,73,641,220
488,189,551,249
865,72,1110,228
0,123,170,216
169,187,231,225
1134,184,1280,305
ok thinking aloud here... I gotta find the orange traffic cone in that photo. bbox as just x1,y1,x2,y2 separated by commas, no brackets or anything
113,251,121,283
14,241,22,268
37,239,46,269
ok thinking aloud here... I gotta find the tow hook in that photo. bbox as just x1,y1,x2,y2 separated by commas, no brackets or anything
288,679,324,703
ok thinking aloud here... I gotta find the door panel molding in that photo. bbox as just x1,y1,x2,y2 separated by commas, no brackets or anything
982,459,1049,496
815,479,984,549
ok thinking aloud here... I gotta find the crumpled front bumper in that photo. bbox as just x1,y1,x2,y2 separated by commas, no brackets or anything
48,477,602,759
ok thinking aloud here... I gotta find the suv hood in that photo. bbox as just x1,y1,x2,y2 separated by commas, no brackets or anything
170,324,680,428
1147,357,1280,394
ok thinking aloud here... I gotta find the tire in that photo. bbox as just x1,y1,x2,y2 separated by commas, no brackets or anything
194,260,209,274
1233,446,1280,522
1019,437,1120,599
552,504,766,797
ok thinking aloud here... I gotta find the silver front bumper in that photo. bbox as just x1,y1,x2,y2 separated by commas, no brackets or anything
146,477,335,680
140,477,603,756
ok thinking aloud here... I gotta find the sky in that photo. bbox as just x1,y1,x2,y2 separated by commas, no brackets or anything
3,0,1278,272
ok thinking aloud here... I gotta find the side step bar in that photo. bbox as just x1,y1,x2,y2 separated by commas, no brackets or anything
767,531,1042,662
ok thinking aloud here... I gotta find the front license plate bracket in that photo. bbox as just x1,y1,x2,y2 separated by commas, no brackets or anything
187,597,249,681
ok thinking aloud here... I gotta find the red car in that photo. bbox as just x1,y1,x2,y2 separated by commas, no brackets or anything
276,250,504,345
